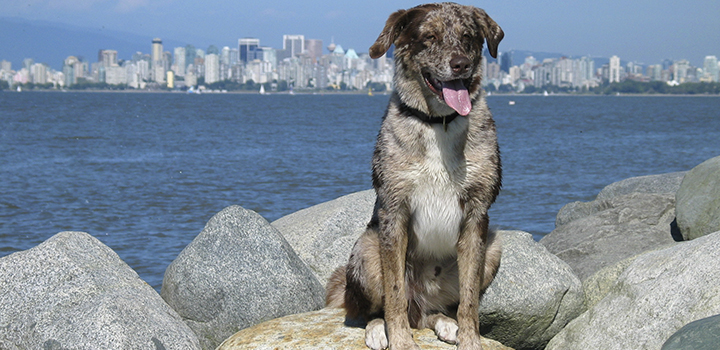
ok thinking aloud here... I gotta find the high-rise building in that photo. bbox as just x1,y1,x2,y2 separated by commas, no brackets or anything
63,56,79,86
184,45,197,71
151,38,165,83
152,38,163,63
229,48,239,65
609,55,621,83
1,60,11,72
205,53,220,84
703,56,719,82
673,59,690,83
283,35,305,58
305,39,323,62
23,58,34,72
239,38,260,63
221,46,231,66
31,63,47,84
499,52,512,73
173,47,186,76
98,50,118,67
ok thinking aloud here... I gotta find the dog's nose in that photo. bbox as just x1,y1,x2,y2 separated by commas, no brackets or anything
450,56,471,75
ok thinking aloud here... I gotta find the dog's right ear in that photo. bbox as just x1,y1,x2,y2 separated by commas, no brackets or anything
369,9,408,59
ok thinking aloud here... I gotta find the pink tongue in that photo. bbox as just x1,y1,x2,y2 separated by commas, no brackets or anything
442,79,471,116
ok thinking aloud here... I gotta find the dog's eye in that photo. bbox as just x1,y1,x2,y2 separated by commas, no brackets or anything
462,33,472,41
425,35,437,42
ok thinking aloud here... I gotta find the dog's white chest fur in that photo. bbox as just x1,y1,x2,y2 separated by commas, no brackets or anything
408,123,466,259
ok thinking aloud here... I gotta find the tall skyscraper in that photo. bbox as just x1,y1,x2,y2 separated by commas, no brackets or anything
152,38,165,83
704,55,719,82
609,55,621,83
31,63,47,84
673,60,690,83
499,52,512,73
205,53,220,84
305,39,323,61
283,35,305,58
173,47,186,76
239,38,260,63
152,38,163,63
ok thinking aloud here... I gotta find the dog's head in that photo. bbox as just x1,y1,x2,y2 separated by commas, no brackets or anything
370,3,503,117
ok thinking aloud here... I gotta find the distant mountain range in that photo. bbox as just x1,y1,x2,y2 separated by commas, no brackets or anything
0,17,185,70
1,17,610,72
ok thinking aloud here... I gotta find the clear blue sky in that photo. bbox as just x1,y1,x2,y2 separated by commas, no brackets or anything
2,0,719,66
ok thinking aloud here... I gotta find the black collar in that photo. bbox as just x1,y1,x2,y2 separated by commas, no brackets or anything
397,102,460,130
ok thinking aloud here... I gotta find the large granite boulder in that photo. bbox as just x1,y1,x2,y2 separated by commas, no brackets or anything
478,231,585,350
161,205,325,350
675,156,720,240
216,307,513,350
272,189,585,350
0,231,200,350
546,230,720,350
542,173,682,281
554,172,685,227
662,314,720,350
272,189,375,285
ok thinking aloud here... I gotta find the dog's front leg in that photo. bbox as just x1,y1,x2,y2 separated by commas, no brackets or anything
378,206,419,350
456,210,490,350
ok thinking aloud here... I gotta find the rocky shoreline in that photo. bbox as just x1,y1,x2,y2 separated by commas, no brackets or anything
2,155,719,350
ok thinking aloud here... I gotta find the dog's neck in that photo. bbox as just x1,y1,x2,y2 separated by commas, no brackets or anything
397,101,460,131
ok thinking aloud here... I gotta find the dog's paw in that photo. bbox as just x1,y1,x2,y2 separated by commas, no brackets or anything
433,316,458,344
365,319,388,350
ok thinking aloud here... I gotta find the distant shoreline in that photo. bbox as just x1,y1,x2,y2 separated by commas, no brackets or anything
3,89,720,97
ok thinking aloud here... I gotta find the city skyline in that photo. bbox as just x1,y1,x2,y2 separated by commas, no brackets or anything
1,0,719,68
3,28,718,94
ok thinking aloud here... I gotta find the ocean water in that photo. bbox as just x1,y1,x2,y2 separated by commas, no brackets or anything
1,91,719,290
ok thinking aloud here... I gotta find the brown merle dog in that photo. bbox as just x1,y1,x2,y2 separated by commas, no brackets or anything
326,3,504,349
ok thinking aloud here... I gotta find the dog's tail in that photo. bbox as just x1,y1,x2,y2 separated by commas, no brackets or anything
481,228,502,292
325,265,347,308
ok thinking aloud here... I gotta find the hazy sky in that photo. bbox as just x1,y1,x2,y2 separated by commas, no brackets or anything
2,0,719,66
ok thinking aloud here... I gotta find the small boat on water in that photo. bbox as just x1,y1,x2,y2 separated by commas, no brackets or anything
259,85,266,94
508,100,515,105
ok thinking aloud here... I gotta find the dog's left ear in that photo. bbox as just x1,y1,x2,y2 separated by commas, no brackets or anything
474,8,504,59
369,6,430,59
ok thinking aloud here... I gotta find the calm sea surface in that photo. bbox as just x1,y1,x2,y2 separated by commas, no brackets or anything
1,91,719,290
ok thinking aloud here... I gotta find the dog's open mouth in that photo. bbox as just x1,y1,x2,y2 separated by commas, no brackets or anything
423,72,472,116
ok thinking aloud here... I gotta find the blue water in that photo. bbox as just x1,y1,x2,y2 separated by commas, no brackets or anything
1,91,719,290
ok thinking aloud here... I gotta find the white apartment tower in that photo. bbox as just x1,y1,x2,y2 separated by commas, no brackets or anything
703,56,719,82
205,53,220,84
173,47,186,77
609,55,621,83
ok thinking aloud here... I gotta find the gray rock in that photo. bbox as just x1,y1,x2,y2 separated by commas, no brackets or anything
216,308,513,350
596,171,686,201
556,172,685,227
541,192,678,280
676,156,720,240
662,314,720,350
0,231,200,350
161,205,325,350
479,231,585,350
272,189,375,285
581,254,639,310
546,231,720,350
